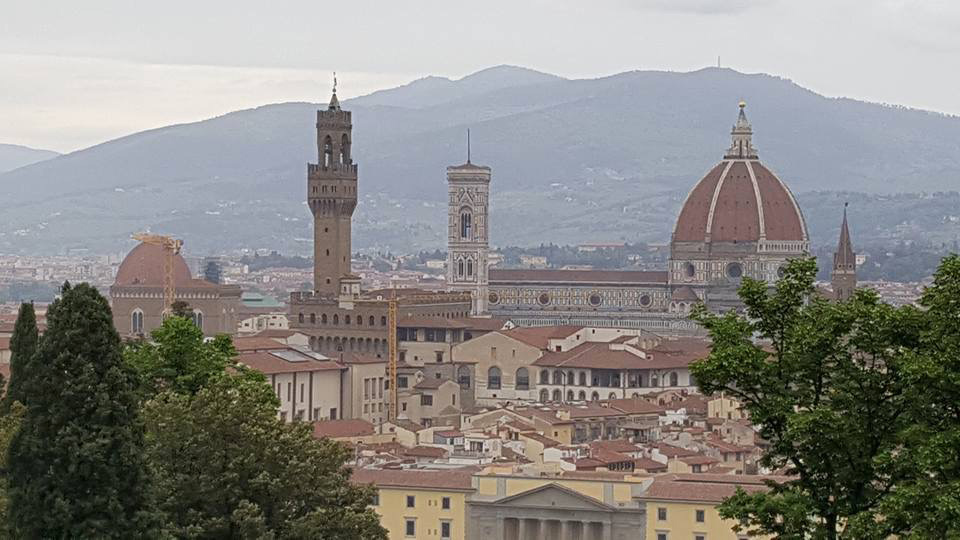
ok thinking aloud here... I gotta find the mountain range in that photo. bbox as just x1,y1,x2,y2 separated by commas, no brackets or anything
2,65,959,256
0,143,59,174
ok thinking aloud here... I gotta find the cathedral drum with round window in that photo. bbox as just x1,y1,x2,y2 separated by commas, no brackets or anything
488,291,500,305
538,292,551,306
588,292,602,307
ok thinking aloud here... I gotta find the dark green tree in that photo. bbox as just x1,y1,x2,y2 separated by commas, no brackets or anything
874,254,960,537
144,372,386,539
690,258,923,539
125,315,236,397
6,282,154,537
0,403,24,539
1,302,38,412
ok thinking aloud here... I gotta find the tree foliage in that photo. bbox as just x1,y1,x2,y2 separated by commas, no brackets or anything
125,315,236,397
1,302,38,412
6,282,154,538
144,372,386,539
692,258,925,539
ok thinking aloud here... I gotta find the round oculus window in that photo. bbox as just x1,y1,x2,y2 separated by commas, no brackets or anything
684,262,696,278
639,294,652,307
538,292,551,306
488,292,500,305
777,266,786,278
589,294,602,307
727,262,743,279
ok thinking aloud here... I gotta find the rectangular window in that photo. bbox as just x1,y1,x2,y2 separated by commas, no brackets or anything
421,395,433,406
441,520,451,539
435,351,444,363
658,507,667,521
364,378,370,399
696,509,705,523
657,533,668,540
286,382,291,401
695,536,705,540
371,491,379,506
405,519,416,537
490,347,497,360
300,384,304,401
330,408,337,419
378,377,384,398
398,376,408,389
406,495,415,508
441,497,450,509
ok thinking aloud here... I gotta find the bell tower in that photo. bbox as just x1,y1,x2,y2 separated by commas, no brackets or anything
831,203,857,301
446,132,491,315
308,76,357,296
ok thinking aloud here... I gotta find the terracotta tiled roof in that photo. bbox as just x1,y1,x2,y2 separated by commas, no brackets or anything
252,329,300,338
633,458,668,471
454,317,509,332
351,468,475,491
589,439,640,454
313,419,375,439
590,448,633,465
392,419,425,432
237,351,343,375
501,326,583,349
533,338,710,371
520,432,560,448
654,443,699,458
232,336,289,352
402,446,448,458
490,269,668,285
640,473,785,503
673,160,807,244
607,398,666,415
114,242,215,289
413,378,448,390
679,455,720,465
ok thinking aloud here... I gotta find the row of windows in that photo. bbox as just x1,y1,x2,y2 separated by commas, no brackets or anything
298,312,387,326
482,366,683,392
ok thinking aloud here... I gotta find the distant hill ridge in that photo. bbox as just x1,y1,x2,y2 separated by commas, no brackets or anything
0,143,59,174
2,65,960,255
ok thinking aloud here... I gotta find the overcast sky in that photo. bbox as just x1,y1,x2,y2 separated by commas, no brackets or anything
3,0,958,153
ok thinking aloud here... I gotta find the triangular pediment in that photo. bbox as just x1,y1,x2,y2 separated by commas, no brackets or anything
494,483,615,512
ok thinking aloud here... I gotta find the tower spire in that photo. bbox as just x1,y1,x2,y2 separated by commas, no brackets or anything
831,202,857,301
724,100,757,159
328,72,341,111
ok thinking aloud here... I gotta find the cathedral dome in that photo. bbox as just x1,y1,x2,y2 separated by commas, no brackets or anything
672,103,807,245
114,242,194,287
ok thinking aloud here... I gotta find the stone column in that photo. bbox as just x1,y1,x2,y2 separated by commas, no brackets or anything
518,518,529,540
560,520,570,540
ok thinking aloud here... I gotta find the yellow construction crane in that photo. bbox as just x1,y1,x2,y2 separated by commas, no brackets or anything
131,232,183,313
387,289,399,421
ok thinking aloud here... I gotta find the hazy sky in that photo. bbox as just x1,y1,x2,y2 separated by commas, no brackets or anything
3,0,958,152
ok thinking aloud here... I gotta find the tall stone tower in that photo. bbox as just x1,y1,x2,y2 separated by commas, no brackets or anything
447,140,491,315
308,81,357,296
831,203,857,301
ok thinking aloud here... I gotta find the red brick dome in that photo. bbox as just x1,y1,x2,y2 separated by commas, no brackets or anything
114,242,193,287
673,104,807,245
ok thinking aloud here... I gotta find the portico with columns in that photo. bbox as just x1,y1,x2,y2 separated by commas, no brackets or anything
468,483,645,540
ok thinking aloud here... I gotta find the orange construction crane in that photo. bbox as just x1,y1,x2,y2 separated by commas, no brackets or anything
387,289,399,421
131,232,183,313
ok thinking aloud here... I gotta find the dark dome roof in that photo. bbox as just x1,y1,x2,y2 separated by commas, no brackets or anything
114,242,194,287
672,104,808,245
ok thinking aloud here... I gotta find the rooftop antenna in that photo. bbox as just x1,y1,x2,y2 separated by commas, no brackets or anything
467,128,471,164
332,71,337,94
717,56,721,68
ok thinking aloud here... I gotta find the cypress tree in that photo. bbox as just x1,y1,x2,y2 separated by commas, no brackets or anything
1,302,38,411
7,282,153,537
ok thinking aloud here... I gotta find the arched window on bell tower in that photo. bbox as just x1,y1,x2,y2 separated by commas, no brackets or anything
340,134,350,165
323,135,333,168
467,259,473,277
458,259,465,277
460,211,472,239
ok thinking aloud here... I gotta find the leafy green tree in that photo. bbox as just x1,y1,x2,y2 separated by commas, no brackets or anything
6,282,155,537
144,372,386,539
691,258,923,539
126,315,236,397
1,302,38,411
874,254,960,537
